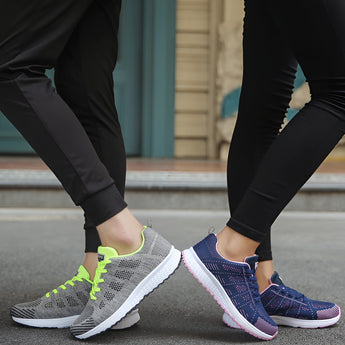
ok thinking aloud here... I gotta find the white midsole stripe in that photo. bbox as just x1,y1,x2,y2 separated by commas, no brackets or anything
271,314,341,328
12,315,78,328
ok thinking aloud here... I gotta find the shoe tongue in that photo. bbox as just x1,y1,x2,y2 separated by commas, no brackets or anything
244,255,258,270
77,265,91,280
98,246,119,261
270,271,283,285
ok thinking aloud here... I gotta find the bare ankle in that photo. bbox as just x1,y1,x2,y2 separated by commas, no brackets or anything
96,208,143,255
216,226,259,262
101,231,143,254
256,260,274,293
83,252,98,281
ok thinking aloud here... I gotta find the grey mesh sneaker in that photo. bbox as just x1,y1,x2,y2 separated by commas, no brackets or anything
11,265,140,329
70,227,181,339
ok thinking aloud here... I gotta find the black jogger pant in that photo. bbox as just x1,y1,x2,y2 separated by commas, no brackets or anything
0,0,126,252
227,0,345,257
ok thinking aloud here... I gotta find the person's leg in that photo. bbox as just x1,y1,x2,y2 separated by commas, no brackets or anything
226,0,345,251
0,0,144,276
2,1,180,336
225,0,297,288
182,2,281,340
3,0,131,329
0,0,145,256
0,0,127,224
221,0,344,329
184,0,343,339
10,1,139,331
54,0,125,280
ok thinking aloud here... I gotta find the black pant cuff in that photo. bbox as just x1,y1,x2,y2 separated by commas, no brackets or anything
227,218,266,243
255,250,273,262
84,227,101,253
81,184,127,227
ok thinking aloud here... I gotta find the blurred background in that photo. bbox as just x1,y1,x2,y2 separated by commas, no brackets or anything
4,0,343,161
1,0,345,210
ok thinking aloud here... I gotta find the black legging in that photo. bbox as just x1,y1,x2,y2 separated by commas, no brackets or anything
227,0,345,257
0,0,125,253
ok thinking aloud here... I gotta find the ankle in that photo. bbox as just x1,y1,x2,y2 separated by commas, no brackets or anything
101,231,143,255
96,208,143,255
256,260,274,293
216,226,259,262
83,253,98,281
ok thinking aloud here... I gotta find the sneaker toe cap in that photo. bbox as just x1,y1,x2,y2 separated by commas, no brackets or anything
316,304,341,320
11,305,35,319
254,317,278,337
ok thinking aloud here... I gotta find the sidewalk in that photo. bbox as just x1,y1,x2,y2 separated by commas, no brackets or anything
2,156,345,211
0,208,344,345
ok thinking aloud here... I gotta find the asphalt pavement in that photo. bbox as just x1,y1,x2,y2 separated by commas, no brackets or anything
0,208,344,345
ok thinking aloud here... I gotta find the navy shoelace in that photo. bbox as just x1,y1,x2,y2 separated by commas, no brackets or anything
247,269,261,303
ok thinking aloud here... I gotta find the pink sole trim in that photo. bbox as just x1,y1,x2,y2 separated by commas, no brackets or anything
182,250,278,341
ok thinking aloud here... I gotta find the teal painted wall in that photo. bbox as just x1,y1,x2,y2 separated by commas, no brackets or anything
141,0,176,157
114,0,143,156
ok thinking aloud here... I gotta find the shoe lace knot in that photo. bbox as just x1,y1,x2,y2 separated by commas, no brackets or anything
90,258,111,301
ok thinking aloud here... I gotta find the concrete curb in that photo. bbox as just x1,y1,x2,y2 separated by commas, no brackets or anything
1,169,345,211
2,169,345,191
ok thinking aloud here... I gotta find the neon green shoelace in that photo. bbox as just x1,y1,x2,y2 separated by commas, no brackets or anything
45,275,92,298
90,257,111,301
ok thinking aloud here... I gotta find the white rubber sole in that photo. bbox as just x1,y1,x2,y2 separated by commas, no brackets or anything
222,312,240,329
75,246,181,339
12,315,78,328
12,309,140,329
182,247,277,341
223,305,341,329
271,314,341,328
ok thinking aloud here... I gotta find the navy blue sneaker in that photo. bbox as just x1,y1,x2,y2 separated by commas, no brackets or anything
223,271,341,329
183,234,278,340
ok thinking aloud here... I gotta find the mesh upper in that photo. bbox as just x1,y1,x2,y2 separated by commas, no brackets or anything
192,234,278,336
11,273,91,320
261,276,340,321
71,227,173,336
